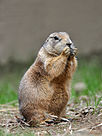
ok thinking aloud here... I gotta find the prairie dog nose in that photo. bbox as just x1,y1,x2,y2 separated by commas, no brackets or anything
66,43,72,47
66,43,77,55
66,43,74,49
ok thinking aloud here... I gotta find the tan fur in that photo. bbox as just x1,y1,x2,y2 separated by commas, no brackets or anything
18,32,77,126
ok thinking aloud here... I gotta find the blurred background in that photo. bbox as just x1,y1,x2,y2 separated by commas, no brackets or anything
0,0,102,104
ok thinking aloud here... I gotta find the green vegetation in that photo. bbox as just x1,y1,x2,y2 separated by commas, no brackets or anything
0,128,36,136
0,61,29,104
0,58,102,104
72,58,102,96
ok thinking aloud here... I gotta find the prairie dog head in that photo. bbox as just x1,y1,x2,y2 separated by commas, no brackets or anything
43,32,75,56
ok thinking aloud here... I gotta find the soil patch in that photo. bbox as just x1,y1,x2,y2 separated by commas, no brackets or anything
0,101,102,136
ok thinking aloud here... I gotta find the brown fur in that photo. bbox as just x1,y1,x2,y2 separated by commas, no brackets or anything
18,32,77,126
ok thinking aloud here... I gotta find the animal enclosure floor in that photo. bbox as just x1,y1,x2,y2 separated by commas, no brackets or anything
0,102,102,136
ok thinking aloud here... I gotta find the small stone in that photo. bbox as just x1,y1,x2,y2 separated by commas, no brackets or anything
79,96,89,101
95,94,101,99
84,109,89,113
74,82,87,92
100,101,102,105
89,108,94,113
35,131,47,136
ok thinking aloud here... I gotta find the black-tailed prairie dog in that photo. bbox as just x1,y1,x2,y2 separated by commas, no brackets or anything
18,32,77,126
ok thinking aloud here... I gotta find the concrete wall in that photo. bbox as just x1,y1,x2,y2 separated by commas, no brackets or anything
0,0,102,63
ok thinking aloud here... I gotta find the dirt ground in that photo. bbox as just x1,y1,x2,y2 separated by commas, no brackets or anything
0,100,102,136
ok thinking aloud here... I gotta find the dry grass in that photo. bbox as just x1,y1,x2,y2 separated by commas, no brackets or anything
0,100,102,136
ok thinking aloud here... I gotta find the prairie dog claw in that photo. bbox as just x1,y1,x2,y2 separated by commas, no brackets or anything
71,47,78,56
62,46,70,57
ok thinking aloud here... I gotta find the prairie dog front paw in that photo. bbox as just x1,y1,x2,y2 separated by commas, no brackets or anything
70,47,78,56
61,46,70,57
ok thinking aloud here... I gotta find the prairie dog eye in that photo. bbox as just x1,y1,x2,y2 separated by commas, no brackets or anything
53,36,59,40
50,36,61,41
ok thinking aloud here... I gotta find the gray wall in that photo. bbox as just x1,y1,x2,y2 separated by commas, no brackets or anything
0,0,102,63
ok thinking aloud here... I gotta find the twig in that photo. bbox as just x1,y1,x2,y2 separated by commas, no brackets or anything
15,116,30,127
60,120,72,136
90,123,102,132
75,127,88,132
0,108,18,112
97,113,102,117
0,100,18,106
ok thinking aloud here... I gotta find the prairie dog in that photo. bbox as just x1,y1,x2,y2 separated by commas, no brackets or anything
18,32,77,126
